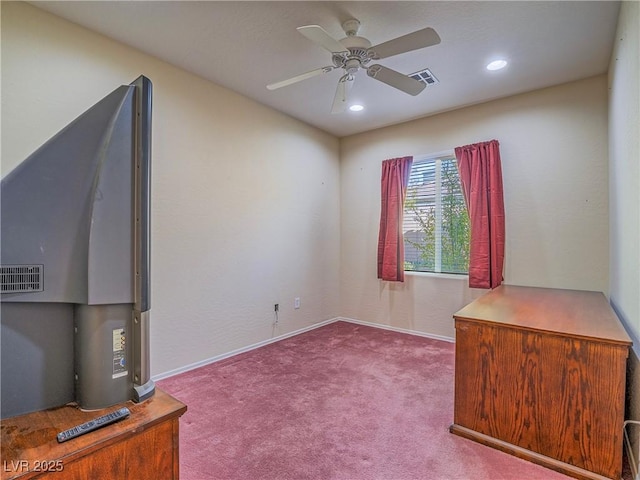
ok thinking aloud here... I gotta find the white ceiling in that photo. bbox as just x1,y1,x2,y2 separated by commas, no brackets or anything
31,1,620,137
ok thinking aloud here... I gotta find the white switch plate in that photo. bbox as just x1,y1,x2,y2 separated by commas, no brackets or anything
294,297,300,309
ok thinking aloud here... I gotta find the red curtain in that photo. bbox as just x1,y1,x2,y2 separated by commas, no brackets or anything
377,156,413,282
454,140,505,289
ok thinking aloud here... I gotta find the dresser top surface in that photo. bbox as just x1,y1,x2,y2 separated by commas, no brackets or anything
0,388,187,479
454,284,632,345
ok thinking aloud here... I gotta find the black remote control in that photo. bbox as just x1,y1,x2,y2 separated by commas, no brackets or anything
56,407,131,443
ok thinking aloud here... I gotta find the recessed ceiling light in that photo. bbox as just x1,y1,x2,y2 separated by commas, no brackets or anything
486,59,508,71
349,104,364,112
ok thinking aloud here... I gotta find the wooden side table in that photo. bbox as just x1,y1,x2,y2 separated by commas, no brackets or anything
1,388,186,479
450,285,632,480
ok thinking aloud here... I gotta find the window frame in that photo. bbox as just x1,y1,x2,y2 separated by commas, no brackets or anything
403,151,470,275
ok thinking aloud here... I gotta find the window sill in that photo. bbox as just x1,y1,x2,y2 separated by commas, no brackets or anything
404,271,468,281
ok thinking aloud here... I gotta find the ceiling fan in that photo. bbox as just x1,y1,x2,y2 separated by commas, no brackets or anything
267,19,441,114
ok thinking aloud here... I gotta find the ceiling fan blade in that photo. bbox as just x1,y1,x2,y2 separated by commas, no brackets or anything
367,64,426,96
267,66,334,90
331,76,354,114
297,25,349,54
368,27,441,60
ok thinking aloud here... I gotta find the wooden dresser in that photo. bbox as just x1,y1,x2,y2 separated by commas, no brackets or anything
1,388,186,480
450,285,632,480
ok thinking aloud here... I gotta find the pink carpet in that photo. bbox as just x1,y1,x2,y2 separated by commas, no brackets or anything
158,321,577,480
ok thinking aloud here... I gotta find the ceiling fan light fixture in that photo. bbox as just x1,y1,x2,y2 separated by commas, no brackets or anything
349,104,364,112
486,59,508,71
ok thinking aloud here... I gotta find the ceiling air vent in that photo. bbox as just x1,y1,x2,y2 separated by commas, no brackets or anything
409,68,439,86
1,265,44,293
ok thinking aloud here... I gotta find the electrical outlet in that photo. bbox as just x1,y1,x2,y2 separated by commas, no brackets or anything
274,304,279,312
294,297,300,309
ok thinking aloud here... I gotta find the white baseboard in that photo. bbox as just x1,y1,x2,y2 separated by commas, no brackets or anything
152,317,339,381
153,316,454,382
624,420,640,480
337,316,455,343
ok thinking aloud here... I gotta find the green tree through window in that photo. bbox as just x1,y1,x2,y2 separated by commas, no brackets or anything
403,155,470,274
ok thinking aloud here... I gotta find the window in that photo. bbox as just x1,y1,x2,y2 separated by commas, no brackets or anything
403,153,470,274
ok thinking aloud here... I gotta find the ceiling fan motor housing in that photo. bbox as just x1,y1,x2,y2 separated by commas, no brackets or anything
340,35,371,50
333,35,373,72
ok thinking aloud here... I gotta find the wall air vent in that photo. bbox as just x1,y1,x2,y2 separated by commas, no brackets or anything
1,265,43,293
409,68,439,86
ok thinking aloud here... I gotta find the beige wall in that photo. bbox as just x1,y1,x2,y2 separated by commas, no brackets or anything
608,0,640,466
1,2,341,376
340,76,610,339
